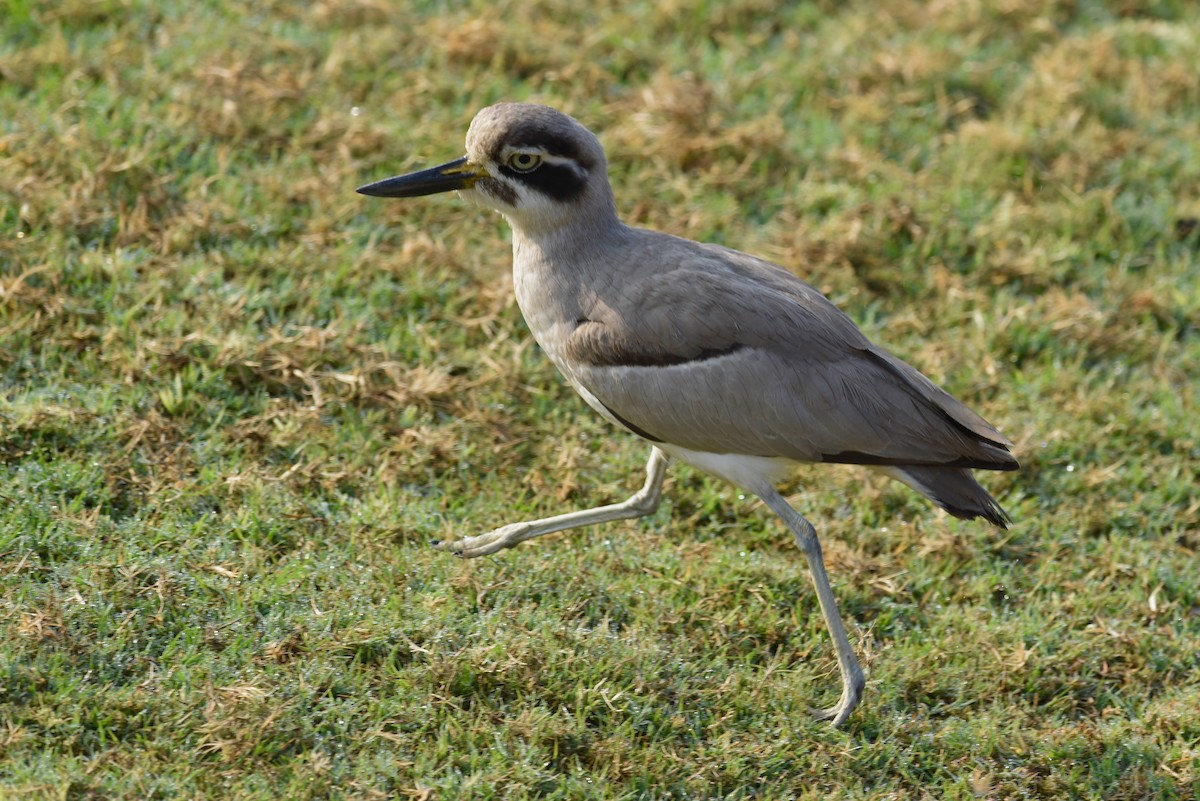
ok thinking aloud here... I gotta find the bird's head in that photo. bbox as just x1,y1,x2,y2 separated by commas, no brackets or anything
358,103,615,235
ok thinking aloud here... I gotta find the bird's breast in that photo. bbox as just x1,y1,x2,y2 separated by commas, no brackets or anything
513,259,575,355
512,253,635,432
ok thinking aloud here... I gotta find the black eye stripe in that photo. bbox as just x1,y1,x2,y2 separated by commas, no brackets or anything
506,131,596,171
499,163,587,202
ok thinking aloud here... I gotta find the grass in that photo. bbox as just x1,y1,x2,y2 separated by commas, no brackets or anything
2,0,1199,797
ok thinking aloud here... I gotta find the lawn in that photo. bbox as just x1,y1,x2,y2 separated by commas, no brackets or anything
2,0,1198,798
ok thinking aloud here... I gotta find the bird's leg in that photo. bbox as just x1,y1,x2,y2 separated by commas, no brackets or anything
433,447,669,558
757,488,866,727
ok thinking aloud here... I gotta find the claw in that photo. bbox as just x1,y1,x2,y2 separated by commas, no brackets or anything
808,677,863,727
809,704,852,726
432,538,465,555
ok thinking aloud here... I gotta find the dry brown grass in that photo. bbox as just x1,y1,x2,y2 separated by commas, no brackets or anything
2,0,1198,798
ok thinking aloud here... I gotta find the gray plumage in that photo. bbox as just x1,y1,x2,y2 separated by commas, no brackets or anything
358,102,1019,726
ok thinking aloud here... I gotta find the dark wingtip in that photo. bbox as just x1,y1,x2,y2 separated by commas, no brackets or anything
893,465,1013,529
941,498,1012,529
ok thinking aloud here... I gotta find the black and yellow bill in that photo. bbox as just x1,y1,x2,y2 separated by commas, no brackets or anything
356,156,479,198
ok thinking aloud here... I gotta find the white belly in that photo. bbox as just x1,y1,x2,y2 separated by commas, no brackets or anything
656,444,793,493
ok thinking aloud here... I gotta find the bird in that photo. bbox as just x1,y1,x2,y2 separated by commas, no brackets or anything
357,102,1018,726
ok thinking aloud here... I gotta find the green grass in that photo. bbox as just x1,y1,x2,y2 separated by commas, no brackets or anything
3,0,1199,797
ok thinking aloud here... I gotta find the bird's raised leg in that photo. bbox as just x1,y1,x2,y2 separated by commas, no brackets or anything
758,488,866,727
433,447,669,558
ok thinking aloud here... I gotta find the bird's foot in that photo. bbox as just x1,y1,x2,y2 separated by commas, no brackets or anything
808,670,865,727
809,701,854,728
431,522,531,559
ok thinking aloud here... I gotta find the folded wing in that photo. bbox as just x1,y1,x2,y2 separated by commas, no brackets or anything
563,241,1017,473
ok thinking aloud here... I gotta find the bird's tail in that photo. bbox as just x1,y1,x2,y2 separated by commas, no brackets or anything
877,466,1011,528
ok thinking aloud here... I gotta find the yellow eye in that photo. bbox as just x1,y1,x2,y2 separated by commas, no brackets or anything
507,152,542,172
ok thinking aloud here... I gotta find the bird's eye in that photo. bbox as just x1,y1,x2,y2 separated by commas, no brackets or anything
507,152,542,172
